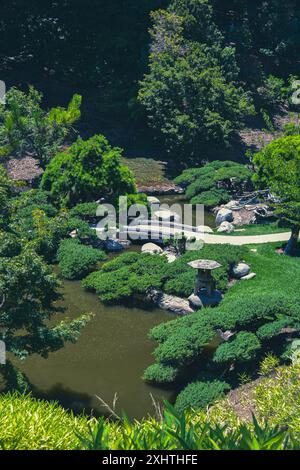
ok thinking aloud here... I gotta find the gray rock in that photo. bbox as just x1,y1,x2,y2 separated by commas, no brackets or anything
196,225,214,234
188,290,222,309
217,221,235,233
216,208,234,226
141,243,163,254
241,272,256,281
147,289,194,315
105,239,125,252
162,252,177,263
232,262,251,279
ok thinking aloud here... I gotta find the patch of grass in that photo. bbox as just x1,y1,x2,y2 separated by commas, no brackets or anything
122,157,169,188
0,390,299,450
0,392,91,450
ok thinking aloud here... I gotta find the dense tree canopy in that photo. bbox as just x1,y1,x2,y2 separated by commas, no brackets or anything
253,135,300,254
0,1,298,161
0,87,81,166
41,134,137,207
139,1,255,164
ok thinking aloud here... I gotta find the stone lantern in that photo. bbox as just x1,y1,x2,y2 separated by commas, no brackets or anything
187,259,222,309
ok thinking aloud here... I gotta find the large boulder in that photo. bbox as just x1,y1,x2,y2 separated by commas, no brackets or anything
217,221,235,233
147,289,194,315
216,208,234,226
141,243,163,255
232,262,251,279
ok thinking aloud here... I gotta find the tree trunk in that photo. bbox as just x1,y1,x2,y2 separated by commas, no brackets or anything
284,227,300,256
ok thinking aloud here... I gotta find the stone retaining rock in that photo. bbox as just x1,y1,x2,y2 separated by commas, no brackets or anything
217,221,235,233
232,262,251,279
216,208,234,226
147,289,194,315
141,243,163,254
241,273,256,281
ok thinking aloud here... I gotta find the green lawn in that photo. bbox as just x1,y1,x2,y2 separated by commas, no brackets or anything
122,157,170,189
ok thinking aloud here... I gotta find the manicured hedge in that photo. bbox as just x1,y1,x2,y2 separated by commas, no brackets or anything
175,380,231,414
174,161,253,209
143,363,179,384
57,239,106,280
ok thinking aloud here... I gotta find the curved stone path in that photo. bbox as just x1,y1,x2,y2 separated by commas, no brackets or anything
122,224,293,246
202,232,292,246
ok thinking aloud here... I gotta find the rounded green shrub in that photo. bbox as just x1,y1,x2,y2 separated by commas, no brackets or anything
213,332,261,364
176,161,253,209
143,363,179,384
175,380,231,413
57,239,106,280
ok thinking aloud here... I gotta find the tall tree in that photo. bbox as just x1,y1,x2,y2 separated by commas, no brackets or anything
0,165,91,391
253,135,300,255
139,0,255,165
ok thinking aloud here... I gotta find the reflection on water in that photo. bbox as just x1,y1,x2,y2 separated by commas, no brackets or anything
20,277,176,419
158,195,216,228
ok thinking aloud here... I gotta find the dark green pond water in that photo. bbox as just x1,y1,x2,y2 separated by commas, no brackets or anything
20,275,176,419
159,195,216,228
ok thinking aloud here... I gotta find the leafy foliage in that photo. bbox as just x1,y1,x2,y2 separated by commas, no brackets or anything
0,392,298,450
253,135,300,254
0,87,81,166
146,244,300,409
143,363,179,384
175,160,253,208
41,134,137,207
139,2,255,163
0,165,12,228
213,332,261,364
57,239,106,280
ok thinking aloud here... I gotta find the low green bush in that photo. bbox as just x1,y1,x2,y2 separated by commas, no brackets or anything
57,239,106,280
70,202,99,221
143,363,179,384
175,380,231,414
82,253,167,303
175,161,253,209
190,189,231,209
213,332,261,364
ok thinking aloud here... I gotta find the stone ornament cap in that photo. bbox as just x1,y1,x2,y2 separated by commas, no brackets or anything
187,259,222,270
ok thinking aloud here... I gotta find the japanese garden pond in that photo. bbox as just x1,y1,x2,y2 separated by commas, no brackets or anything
17,196,217,419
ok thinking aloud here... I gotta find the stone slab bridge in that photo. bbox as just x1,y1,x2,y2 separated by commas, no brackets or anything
94,221,294,246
